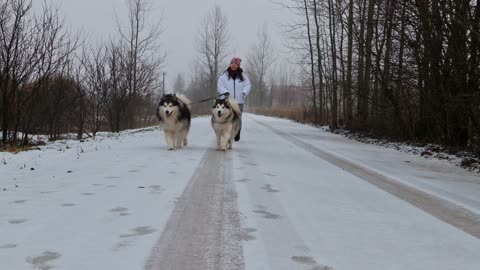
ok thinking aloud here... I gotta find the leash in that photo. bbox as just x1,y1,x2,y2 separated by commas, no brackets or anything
190,92,230,105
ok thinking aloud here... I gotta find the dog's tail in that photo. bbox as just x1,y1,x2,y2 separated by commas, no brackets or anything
177,94,191,111
228,98,242,117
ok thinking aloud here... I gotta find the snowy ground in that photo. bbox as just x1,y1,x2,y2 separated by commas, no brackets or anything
1,114,479,270
326,127,480,173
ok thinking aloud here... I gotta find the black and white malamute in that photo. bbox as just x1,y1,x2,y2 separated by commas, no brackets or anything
211,98,242,151
156,94,191,150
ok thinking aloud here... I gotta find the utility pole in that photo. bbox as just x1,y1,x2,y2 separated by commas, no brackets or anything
162,72,166,95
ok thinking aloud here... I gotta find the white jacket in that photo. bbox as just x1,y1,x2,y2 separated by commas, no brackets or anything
217,71,251,104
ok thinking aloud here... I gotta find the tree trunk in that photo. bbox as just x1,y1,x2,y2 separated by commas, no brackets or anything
345,0,354,128
356,0,367,128
361,0,375,129
304,0,318,122
327,0,338,128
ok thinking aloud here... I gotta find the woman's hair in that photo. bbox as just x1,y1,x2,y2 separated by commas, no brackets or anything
225,67,244,81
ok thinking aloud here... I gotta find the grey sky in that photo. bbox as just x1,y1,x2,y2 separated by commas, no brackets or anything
51,0,290,89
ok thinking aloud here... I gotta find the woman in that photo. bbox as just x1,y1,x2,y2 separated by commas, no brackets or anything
217,57,251,141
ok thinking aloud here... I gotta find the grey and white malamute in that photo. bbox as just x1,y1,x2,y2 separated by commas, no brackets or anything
156,94,191,150
211,98,242,151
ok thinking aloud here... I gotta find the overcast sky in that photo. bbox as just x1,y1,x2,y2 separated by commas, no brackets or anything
47,0,290,89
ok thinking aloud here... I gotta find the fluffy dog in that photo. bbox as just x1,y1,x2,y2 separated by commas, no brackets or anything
211,97,242,151
156,94,191,150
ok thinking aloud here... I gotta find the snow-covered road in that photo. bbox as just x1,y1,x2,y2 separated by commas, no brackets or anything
1,114,479,270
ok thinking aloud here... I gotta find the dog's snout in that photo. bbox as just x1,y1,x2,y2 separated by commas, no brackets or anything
217,111,222,117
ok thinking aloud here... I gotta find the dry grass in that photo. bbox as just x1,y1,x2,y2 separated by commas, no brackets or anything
0,144,42,154
0,139,46,154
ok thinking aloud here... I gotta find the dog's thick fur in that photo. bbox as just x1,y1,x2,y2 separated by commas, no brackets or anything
211,98,242,151
156,94,191,150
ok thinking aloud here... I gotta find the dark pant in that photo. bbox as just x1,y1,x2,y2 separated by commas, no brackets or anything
238,104,243,129
237,104,243,136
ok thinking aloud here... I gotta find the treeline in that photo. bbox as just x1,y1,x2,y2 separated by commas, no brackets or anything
0,0,163,146
279,0,480,152
3,0,478,154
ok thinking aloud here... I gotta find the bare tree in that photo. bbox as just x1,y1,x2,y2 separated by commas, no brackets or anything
184,62,211,114
344,0,354,128
274,0,480,153
195,5,230,96
111,0,164,130
173,73,186,93
302,0,318,121
80,44,109,136
0,0,77,145
246,24,275,107
311,0,324,123
327,0,339,128
68,54,88,140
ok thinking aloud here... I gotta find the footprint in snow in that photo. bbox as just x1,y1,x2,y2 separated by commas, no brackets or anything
291,256,335,270
110,206,129,212
114,226,157,251
119,226,156,238
261,184,280,193
110,207,130,216
253,209,281,220
253,205,281,219
235,228,257,241
9,218,27,224
0,243,17,249
12,200,27,204
26,251,61,270
104,176,121,179
61,203,75,207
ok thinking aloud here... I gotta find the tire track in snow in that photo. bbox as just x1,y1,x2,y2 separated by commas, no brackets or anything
252,117,480,239
145,148,244,270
